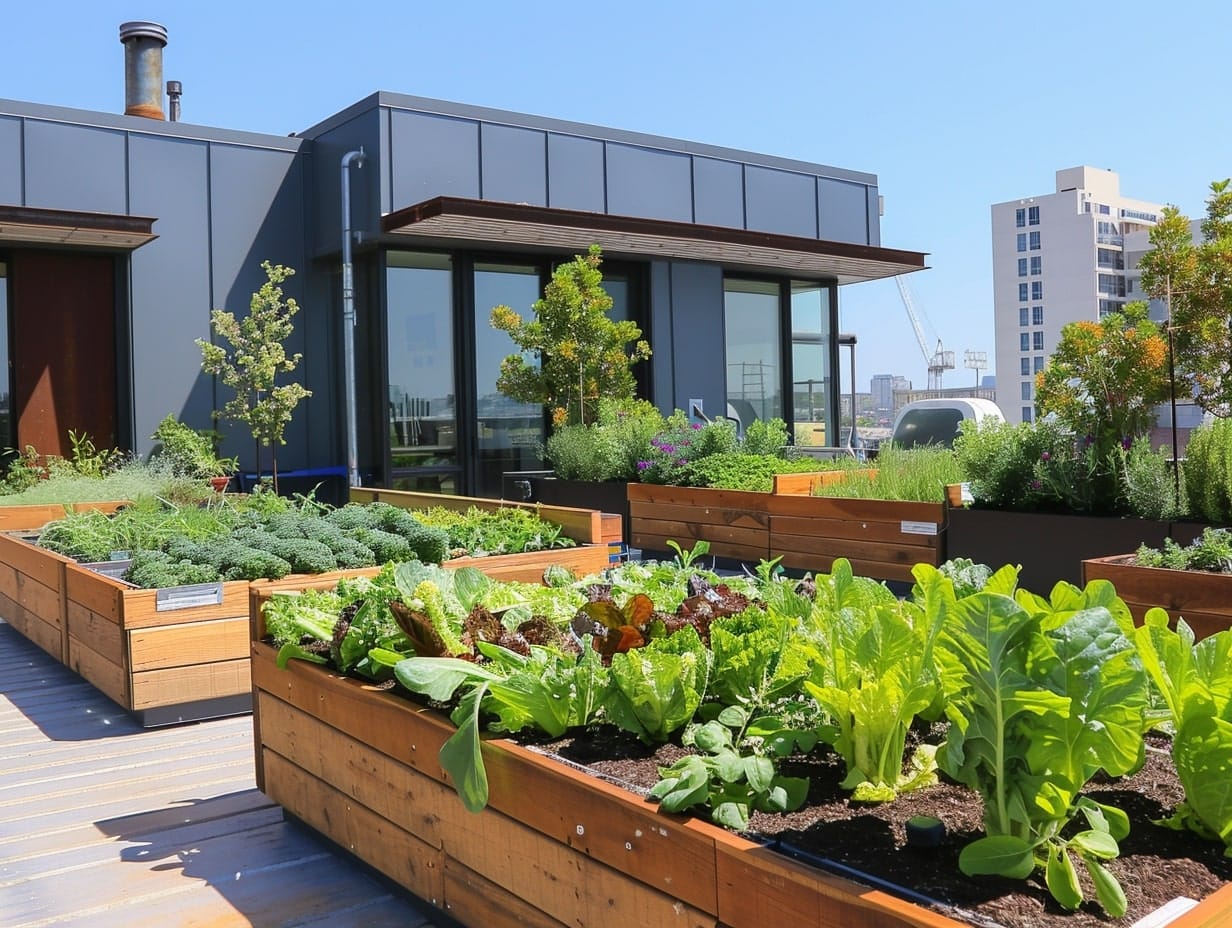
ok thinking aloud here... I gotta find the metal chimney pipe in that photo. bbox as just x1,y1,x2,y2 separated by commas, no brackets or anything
119,21,168,119
166,80,182,122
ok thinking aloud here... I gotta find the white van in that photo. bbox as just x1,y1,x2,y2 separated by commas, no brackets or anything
889,398,1004,449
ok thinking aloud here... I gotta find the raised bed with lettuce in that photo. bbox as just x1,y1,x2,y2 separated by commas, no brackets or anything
3,494,596,725
252,549,1232,927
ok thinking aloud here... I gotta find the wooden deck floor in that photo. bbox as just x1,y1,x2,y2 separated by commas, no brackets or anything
0,620,446,927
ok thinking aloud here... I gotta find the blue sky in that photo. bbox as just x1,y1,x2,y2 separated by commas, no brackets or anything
3,1,1229,387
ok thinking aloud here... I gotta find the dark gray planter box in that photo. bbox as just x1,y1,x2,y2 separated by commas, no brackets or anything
536,478,631,544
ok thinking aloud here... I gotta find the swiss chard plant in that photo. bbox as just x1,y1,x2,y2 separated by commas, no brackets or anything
1132,609,1232,855
931,578,1149,917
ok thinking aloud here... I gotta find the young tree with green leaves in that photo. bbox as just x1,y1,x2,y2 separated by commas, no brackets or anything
197,261,311,491
1137,178,1232,417
490,245,651,427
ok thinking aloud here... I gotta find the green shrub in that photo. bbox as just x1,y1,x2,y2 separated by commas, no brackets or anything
953,418,1064,511
1135,528,1232,573
544,399,664,481
1122,438,1185,521
1182,418,1232,524
681,452,830,492
741,418,790,456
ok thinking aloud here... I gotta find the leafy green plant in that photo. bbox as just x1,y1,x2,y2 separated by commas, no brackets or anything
1121,437,1186,520
1182,417,1232,524
681,452,831,492
490,245,651,427
150,414,238,479
604,625,709,742
953,417,1065,511
1135,527,1232,573
543,398,664,481
649,705,811,831
197,261,311,492
413,505,574,555
931,580,1149,916
1131,610,1232,854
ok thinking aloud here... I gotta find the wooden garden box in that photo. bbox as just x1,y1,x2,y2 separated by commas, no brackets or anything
769,472,945,583
1082,555,1232,640
248,635,1232,928
0,500,129,532
0,494,608,726
627,484,773,563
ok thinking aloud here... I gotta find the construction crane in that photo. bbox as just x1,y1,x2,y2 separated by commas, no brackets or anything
895,276,955,392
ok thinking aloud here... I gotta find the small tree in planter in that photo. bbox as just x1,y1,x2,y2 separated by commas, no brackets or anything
490,245,651,428
197,262,311,493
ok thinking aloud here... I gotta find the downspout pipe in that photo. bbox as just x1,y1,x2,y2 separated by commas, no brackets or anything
341,148,367,487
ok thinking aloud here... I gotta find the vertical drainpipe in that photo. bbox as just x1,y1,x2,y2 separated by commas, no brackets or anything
118,22,168,119
341,149,367,487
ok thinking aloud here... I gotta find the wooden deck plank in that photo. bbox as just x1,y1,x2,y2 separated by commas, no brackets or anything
0,619,445,928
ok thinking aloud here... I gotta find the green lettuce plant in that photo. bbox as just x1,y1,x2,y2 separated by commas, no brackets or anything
1132,610,1232,854
927,570,1149,917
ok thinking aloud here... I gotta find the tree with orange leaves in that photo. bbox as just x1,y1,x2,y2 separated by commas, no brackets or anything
1035,301,1170,451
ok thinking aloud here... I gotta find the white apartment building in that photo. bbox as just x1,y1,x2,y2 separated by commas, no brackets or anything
990,167,1164,424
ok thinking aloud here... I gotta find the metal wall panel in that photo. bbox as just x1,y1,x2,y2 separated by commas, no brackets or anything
308,108,382,256
208,144,312,468
0,117,21,204
128,135,213,454
547,134,604,212
606,143,692,222
23,121,127,214
666,261,725,413
817,177,870,245
866,185,881,246
744,165,817,238
647,261,675,416
480,124,547,206
389,111,479,210
692,157,745,229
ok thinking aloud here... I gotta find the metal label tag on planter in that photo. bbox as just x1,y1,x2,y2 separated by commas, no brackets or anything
901,520,939,536
156,581,225,612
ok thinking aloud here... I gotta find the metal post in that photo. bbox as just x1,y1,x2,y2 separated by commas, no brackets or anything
1166,275,1180,500
341,148,366,487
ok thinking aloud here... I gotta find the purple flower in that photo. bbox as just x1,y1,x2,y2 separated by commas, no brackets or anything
1122,436,1132,450
660,443,676,454
636,460,651,471
1030,479,1042,490
1040,451,1051,462
676,457,687,466
691,422,703,430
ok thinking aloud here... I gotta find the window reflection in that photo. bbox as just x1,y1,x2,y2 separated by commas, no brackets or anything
723,279,781,431
0,262,9,455
790,282,830,446
386,253,458,493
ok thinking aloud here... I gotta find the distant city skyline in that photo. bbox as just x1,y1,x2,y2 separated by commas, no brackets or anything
2,2,1228,384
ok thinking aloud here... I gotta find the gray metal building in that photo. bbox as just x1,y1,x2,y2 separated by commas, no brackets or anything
0,23,924,498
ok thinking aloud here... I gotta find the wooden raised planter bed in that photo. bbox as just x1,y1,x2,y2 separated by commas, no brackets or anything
248,637,1232,928
0,493,609,726
1082,555,1232,640
0,499,129,532
769,472,945,583
628,474,945,581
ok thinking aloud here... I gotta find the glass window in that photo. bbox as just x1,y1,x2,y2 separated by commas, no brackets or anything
1021,381,1033,401
1019,307,1029,326
1016,233,1027,252
474,262,546,497
1032,331,1045,351
1097,248,1124,270
1031,281,1043,300
1033,355,1045,373
1022,407,1033,423
790,281,830,447
1028,205,1040,225
1015,208,1026,228
0,261,7,454
1017,258,1028,277
725,278,782,428
1030,256,1042,275
1032,306,1044,326
1018,283,1029,302
1020,333,1030,351
1020,357,1030,376
1029,231,1041,250
1098,203,1110,215
386,252,459,492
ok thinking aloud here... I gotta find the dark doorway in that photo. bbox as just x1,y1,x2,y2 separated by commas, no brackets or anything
10,251,118,456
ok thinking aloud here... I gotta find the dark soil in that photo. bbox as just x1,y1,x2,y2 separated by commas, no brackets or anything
524,729,1232,928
